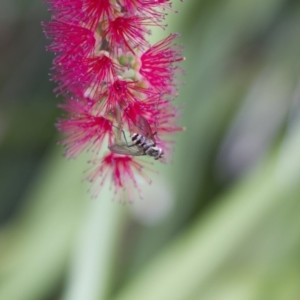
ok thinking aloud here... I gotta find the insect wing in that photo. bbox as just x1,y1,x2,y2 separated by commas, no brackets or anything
108,143,145,156
135,115,155,140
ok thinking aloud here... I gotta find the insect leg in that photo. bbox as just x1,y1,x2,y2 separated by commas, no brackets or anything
112,124,132,147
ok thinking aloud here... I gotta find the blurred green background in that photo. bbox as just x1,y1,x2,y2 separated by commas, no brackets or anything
1,0,300,299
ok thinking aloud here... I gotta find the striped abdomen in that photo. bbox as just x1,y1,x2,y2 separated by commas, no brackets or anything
131,133,155,150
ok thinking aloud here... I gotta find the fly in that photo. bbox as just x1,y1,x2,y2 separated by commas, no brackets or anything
108,115,164,160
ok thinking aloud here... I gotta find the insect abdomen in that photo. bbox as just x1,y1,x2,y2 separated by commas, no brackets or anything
131,133,155,149
131,133,144,145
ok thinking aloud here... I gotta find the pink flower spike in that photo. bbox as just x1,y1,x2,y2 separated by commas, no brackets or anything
57,99,113,158
45,0,83,23
153,101,185,160
156,100,184,135
103,79,157,115
86,153,153,201
44,0,185,199
139,34,184,94
121,0,172,23
81,54,119,99
81,0,115,30
53,53,118,99
123,101,158,129
46,0,114,29
105,16,151,54
44,20,96,64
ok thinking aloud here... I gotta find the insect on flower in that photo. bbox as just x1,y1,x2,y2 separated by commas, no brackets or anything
109,115,164,160
43,0,184,199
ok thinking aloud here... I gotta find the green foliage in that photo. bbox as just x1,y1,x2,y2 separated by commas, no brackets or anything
1,0,300,299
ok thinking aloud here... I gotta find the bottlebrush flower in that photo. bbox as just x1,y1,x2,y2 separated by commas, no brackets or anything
43,0,184,201
139,33,184,95
86,152,154,200
57,97,114,158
